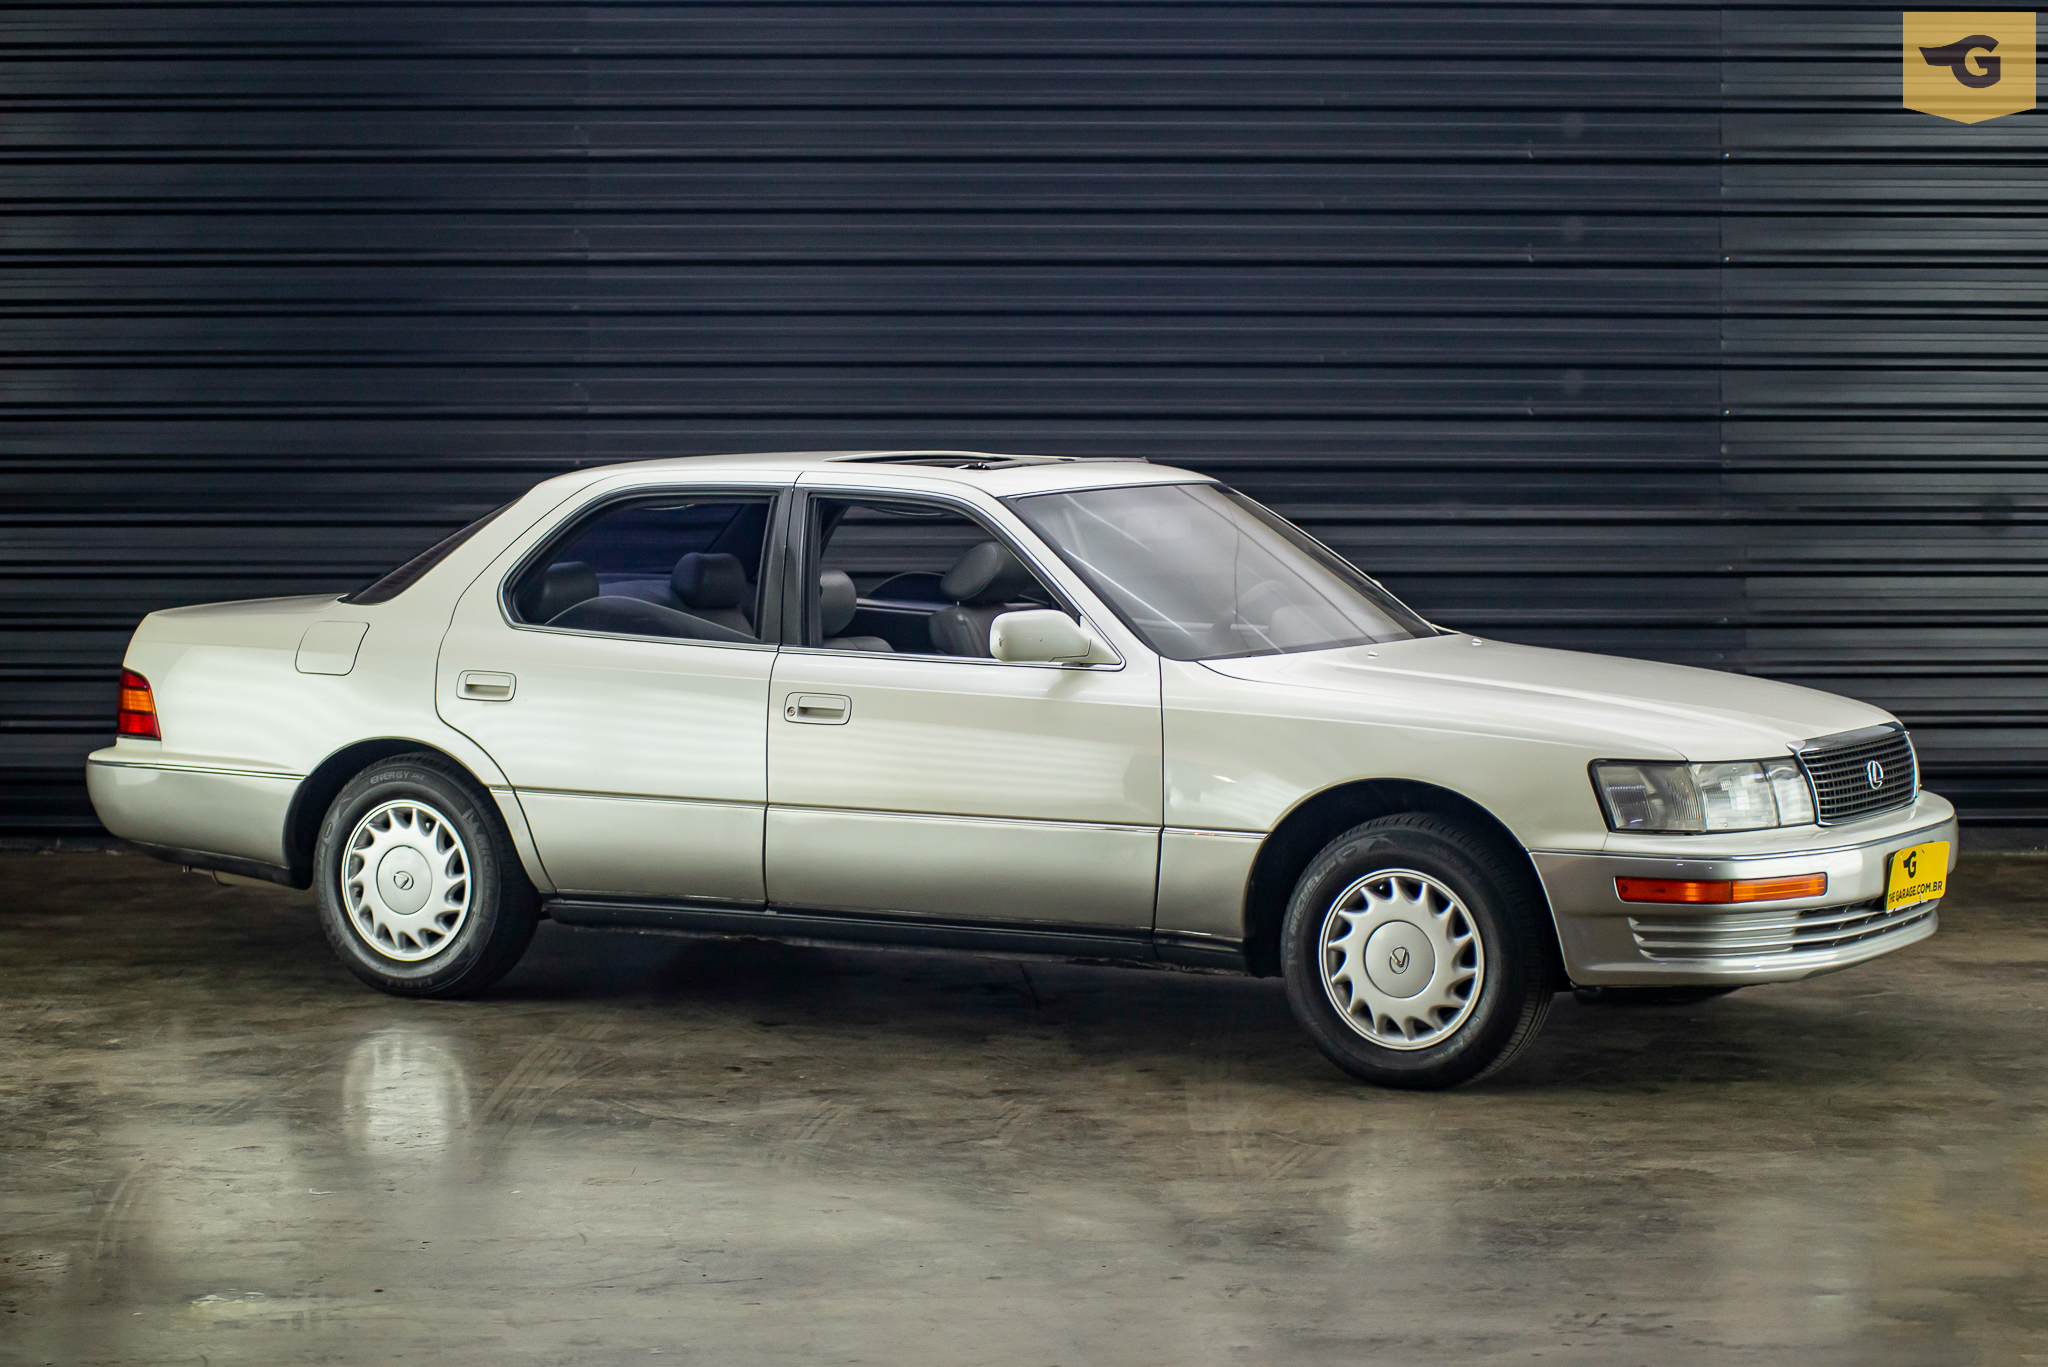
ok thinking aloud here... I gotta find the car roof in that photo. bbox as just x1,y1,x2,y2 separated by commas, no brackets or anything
556,450,1216,498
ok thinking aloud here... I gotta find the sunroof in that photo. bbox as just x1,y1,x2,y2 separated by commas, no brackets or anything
833,452,1148,470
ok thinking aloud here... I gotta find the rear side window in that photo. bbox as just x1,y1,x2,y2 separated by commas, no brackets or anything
507,494,775,644
341,503,510,605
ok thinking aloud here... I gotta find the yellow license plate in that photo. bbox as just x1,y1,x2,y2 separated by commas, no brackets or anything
1885,840,1949,911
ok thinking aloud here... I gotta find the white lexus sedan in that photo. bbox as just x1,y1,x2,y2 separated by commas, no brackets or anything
87,452,1957,1089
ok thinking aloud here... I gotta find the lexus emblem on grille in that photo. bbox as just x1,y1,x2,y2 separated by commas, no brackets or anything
1866,759,1885,790
1388,946,1411,973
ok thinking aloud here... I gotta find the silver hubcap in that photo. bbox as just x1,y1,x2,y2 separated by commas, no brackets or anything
341,800,473,963
1318,868,1485,1050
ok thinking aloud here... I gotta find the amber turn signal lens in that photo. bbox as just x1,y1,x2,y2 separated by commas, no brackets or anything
1728,874,1829,902
116,668,160,740
1616,873,1826,905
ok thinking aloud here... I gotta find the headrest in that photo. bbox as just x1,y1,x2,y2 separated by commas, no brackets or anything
940,541,1036,605
547,595,753,644
818,570,858,636
524,561,598,624
671,552,748,610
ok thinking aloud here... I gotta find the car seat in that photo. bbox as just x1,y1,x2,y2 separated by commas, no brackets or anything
818,570,893,652
927,543,1038,658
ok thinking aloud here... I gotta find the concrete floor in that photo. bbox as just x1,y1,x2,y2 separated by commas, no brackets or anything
2,853,2044,1366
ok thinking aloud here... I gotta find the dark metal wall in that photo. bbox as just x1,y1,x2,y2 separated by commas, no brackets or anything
4,3,2043,832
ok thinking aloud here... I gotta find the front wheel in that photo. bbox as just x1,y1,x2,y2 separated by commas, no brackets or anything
1280,814,1557,1090
314,752,540,997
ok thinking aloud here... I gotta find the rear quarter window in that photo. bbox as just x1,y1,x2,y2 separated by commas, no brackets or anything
342,504,511,606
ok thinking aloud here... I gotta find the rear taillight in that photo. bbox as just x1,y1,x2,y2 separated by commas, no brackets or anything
117,669,160,740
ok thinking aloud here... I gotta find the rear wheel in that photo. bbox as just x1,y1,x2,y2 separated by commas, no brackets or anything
314,753,540,997
1280,814,1556,1090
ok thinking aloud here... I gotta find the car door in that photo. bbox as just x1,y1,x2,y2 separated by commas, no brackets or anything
764,486,1162,928
436,484,787,902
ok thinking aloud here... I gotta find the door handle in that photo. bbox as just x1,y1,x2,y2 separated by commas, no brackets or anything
784,693,850,725
457,671,517,701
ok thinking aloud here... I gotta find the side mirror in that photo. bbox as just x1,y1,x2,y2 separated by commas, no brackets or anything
989,609,1111,665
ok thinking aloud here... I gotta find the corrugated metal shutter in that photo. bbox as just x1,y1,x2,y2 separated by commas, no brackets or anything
1721,8,2047,829
3,4,2041,833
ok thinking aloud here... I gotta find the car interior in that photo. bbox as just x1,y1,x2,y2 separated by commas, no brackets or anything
511,497,772,642
508,492,1067,658
807,497,1062,657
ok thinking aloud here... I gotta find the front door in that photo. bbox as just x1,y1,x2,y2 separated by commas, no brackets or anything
765,490,1161,928
437,487,783,902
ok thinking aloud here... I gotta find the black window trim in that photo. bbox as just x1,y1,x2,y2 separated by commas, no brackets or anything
783,485,1124,668
496,484,791,651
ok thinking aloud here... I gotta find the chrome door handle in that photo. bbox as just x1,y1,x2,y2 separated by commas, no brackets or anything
784,693,850,725
457,671,517,701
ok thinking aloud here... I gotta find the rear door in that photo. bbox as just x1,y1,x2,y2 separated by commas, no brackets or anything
437,484,786,901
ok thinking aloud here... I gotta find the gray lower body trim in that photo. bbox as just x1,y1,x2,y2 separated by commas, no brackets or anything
546,896,1248,972
1153,928,1249,971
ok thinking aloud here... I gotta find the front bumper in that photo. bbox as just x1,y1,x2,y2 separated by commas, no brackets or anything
1531,793,1958,986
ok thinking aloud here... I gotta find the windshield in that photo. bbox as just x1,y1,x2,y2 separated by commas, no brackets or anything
1007,482,1438,661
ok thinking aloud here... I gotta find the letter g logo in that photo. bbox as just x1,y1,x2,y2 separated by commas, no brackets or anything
1921,34,2003,85
1903,13,2037,121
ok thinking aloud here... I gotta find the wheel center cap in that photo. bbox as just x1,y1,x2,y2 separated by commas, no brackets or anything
376,847,432,915
1362,920,1436,998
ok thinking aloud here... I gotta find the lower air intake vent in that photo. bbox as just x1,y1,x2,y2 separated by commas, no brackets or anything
1629,897,1936,961
1798,725,1917,825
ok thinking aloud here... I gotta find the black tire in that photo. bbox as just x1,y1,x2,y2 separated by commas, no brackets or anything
1572,985,1740,1007
314,752,540,998
1280,814,1557,1090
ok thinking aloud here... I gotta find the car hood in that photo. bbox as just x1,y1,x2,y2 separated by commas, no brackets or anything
1199,633,1895,762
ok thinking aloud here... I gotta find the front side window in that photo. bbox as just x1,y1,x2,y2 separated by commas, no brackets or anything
508,494,774,643
1008,482,1437,661
803,495,1062,657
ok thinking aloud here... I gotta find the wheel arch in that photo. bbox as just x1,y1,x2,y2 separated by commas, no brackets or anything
1239,778,1562,980
283,738,495,889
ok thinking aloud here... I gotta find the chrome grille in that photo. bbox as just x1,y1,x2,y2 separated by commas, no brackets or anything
1629,897,1935,961
1798,725,1916,824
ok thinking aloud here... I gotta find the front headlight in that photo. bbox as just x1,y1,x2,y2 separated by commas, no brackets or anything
1592,758,1815,833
